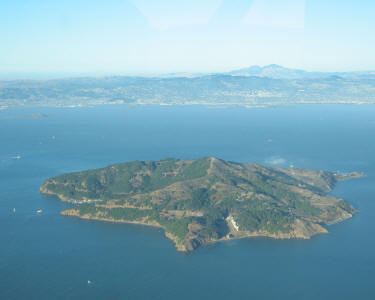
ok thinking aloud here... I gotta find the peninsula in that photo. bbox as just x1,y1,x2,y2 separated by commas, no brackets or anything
40,157,362,251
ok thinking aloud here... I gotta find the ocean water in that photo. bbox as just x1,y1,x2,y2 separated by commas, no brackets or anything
0,105,374,300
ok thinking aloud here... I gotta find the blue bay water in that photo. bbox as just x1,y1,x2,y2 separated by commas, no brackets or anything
0,105,374,299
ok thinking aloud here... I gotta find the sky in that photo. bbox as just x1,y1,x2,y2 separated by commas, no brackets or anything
1,0,374,78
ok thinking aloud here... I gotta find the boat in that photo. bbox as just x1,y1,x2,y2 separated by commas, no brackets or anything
37,210,43,214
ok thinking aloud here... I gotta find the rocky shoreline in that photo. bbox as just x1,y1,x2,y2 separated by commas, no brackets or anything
60,207,335,252
40,158,363,252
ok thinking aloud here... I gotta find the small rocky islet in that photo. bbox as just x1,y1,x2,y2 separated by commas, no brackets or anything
40,157,363,251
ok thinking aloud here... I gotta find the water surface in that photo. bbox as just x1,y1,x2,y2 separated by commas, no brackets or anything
1,105,374,299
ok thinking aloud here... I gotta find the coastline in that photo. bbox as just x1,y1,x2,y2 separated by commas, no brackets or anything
60,208,338,252
40,160,363,252
61,209,188,251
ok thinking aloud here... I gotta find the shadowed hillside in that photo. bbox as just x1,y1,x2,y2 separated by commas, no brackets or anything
41,157,362,251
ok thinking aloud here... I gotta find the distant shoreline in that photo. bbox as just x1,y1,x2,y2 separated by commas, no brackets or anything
1,102,375,112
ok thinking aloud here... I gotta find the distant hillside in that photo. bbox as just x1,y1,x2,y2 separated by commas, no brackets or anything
227,64,375,79
1,71,375,109
40,157,362,251
228,64,317,79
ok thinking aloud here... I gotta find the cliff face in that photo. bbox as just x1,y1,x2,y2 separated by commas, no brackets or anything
41,157,362,251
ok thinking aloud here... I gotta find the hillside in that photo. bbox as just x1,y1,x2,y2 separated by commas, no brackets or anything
2,69,375,109
40,157,362,251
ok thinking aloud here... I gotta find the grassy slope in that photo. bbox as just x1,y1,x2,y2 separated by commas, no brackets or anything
41,157,360,251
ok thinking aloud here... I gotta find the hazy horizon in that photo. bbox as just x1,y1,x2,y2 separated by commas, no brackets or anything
2,2,375,299
1,0,375,77
1,63,375,81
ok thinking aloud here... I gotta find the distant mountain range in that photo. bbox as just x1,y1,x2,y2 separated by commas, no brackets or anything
154,64,375,80
1,65,375,109
226,64,375,79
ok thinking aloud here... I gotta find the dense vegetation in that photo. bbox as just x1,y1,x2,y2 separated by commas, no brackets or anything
41,157,359,251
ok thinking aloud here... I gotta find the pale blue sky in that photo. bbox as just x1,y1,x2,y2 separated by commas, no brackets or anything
1,0,374,77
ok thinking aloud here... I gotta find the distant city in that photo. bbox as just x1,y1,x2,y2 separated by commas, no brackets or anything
1,64,375,110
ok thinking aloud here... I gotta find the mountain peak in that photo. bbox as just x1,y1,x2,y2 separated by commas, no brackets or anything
264,64,283,68
228,64,307,79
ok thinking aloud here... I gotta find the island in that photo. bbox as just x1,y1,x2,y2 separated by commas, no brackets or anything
40,157,363,251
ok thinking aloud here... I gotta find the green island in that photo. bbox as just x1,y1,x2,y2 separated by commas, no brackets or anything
40,157,363,251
